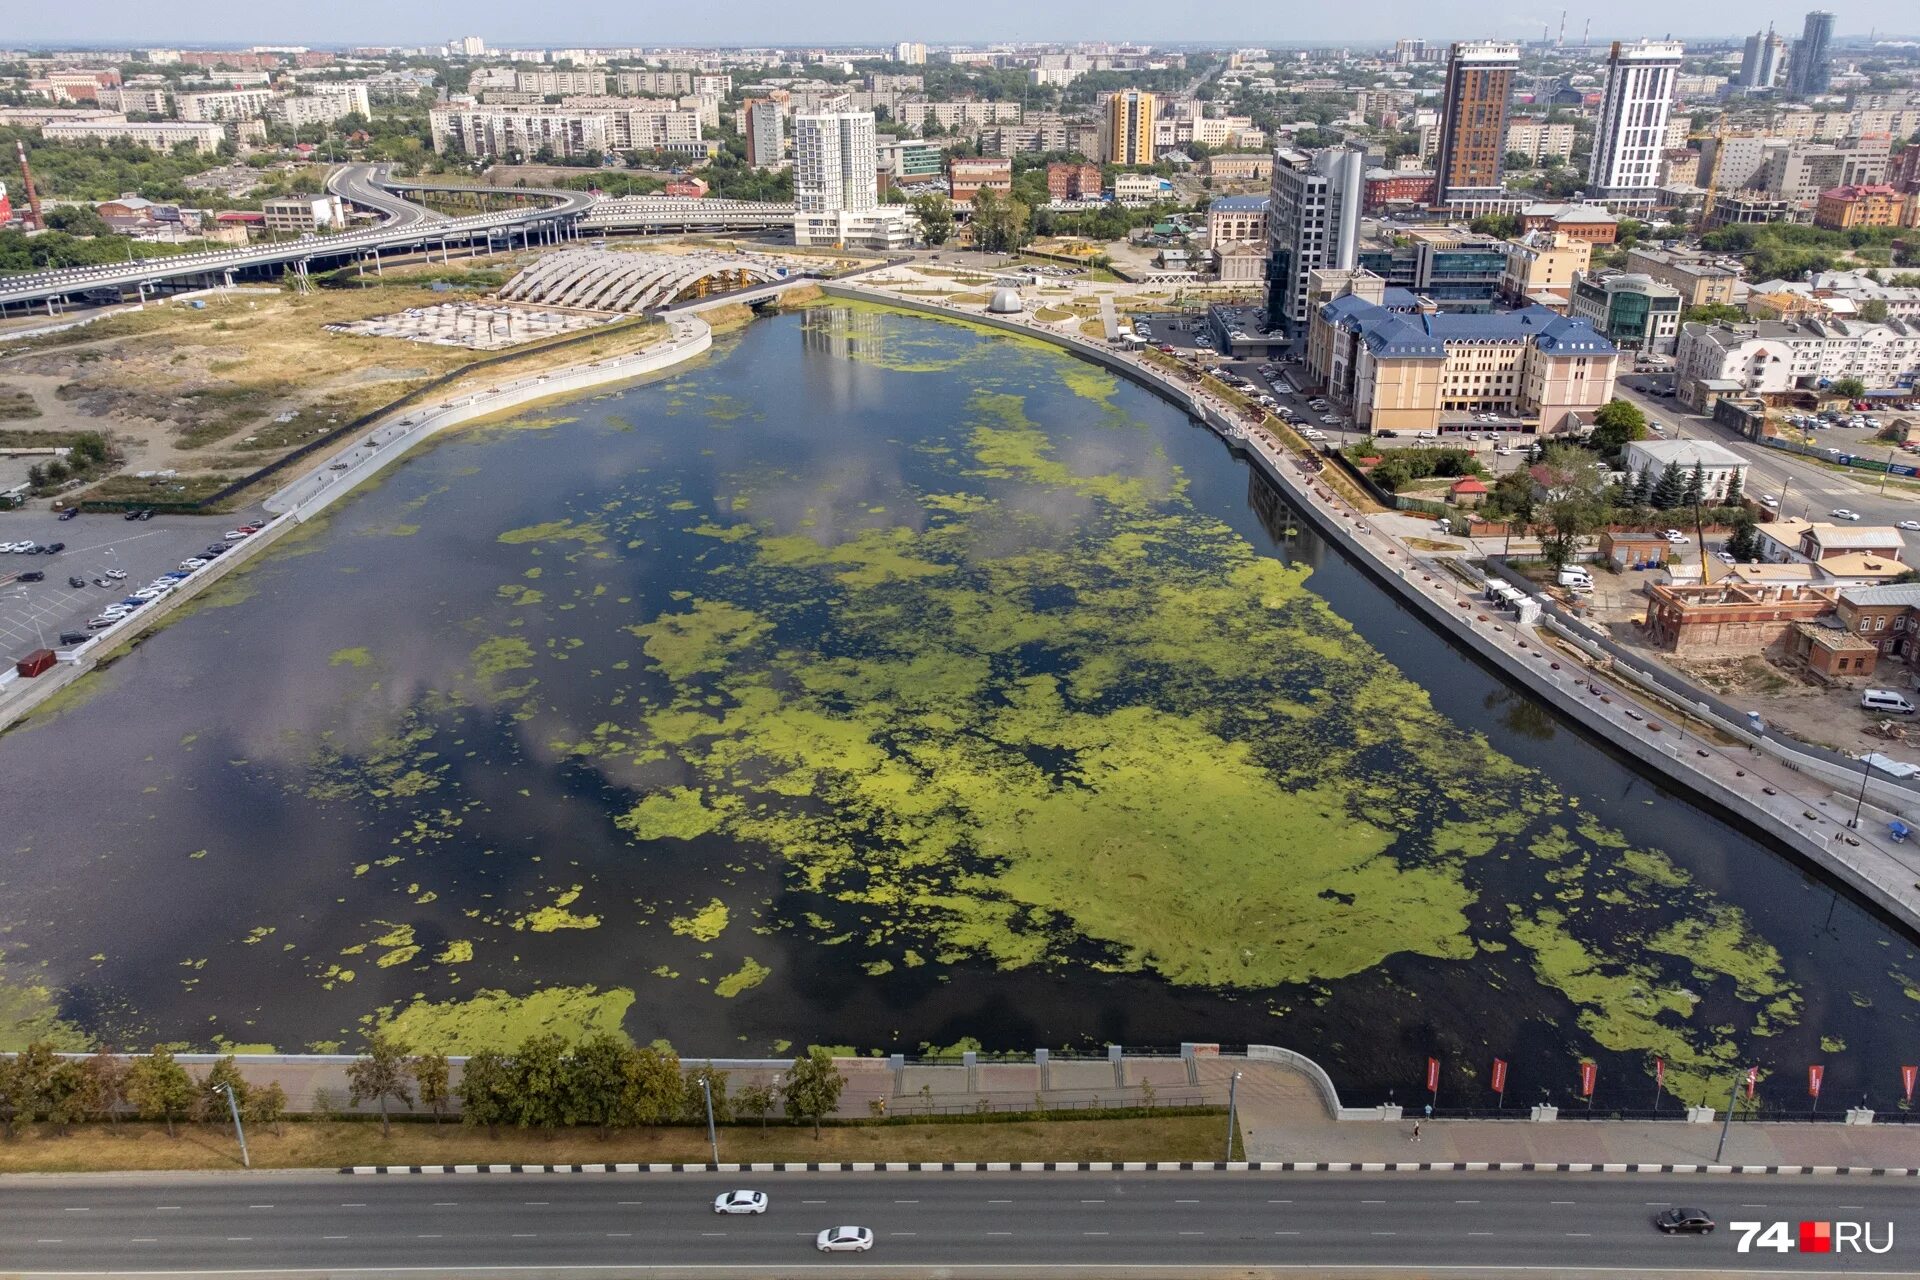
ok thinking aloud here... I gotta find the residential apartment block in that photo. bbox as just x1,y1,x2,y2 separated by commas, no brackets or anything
1586,40,1684,211
1813,183,1919,229
793,108,915,249
1432,41,1520,210
1504,119,1575,163
1623,245,1742,307
1675,317,1920,408
177,88,277,122
1497,229,1592,306
1045,161,1102,200
41,119,227,153
1104,89,1156,165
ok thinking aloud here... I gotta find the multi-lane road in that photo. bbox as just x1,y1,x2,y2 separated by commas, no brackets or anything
4,1170,1916,1275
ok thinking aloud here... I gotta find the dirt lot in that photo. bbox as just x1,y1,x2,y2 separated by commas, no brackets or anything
0,253,669,511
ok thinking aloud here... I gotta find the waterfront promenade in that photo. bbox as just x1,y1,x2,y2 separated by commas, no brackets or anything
28,1048,1920,1174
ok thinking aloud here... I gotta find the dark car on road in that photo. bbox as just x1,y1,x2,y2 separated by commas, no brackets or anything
68,576,86,588
18,570,44,582
1655,1208,1715,1234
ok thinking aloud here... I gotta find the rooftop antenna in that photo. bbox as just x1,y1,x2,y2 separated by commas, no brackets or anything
15,140,43,231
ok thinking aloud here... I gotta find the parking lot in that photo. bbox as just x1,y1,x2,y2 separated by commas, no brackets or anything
0,510,264,659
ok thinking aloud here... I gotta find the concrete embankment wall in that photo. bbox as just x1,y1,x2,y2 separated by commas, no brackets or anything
820,284,1920,939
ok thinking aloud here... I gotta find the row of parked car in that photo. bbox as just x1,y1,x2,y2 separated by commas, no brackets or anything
4,540,67,555
65,525,260,643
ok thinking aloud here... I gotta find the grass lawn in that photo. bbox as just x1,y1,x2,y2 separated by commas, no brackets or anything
0,1114,1233,1174
0,385,41,420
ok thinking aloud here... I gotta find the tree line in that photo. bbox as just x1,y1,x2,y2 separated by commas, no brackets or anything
0,1037,848,1141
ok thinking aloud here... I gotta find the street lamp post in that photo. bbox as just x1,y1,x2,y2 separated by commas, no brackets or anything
1713,1074,1740,1164
1849,752,1874,830
698,1075,719,1165
214,1083,250,1168
1224,1071,1242,1162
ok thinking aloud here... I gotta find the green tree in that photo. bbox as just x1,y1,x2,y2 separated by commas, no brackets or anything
199,1054,251,1125
511,1033,572,1129
683,1063,733,1125
619,1044,685,1127
346,1033,414,1139
1831,377,1867,400
0,1041,59,1133
1534,444,1609,569
1589,398,1648,455
970,189,1031,253
44,205,113,237
1684,461,1706,507
1652,461,1687,509
78,1050,129,1124
1726,517,1762,562
1858,299,1889,323
411,1051,452,1126
458,1050,513,1135
568,1033,635,1135
908,192,954,245
1629,466,1654,507
782,1048,846,1139
46,1059,88,1131
1681,302,1745,325
244,1082,288,1136
126,1047,196,1138
1722,467,1744,506
737,1081,777,1128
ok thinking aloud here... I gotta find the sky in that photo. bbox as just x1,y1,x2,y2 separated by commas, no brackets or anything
8,1,1915,49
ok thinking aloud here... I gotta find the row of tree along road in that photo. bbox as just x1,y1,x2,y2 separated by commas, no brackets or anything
0,1036,848,1141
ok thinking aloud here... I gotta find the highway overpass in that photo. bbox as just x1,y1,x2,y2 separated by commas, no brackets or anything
0,165,594,314
0,167,801,315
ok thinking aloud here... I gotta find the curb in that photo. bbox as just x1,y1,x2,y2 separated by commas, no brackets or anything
342,1160,1920,1177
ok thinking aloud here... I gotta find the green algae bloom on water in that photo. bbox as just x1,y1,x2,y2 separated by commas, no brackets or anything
0,303,1851,1099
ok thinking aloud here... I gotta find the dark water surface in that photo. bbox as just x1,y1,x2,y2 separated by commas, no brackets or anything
4,305,1916,1110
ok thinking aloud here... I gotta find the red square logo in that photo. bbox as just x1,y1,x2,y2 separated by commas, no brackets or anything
1800,1221,1832,1253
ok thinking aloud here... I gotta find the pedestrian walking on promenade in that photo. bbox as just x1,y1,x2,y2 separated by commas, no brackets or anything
1411,1122,1422,1142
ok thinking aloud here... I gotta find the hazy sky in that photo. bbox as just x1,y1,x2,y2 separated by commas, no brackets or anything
8,2,1913,48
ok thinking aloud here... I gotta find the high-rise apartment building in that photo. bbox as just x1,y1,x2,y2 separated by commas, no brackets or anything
894,41,927,65
1739,29,1787,89
793,108,914,248
1432,42,1520,211
1104,89,1156,166
1587,40,1683,213
1265,145,1369,336
1788,11,1836,97
453,35,486,57
744,99,784,169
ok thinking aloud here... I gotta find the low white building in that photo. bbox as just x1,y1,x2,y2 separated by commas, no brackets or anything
261,194,347,234
1622,437,1751,502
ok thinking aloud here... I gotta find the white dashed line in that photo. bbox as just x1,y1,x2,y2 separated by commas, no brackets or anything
63,1208,91,1213
35,1240,63,1245
1084,1231,1109,1236
248,1205,274,1210
226,1238,253,1243
130,1239,157,1245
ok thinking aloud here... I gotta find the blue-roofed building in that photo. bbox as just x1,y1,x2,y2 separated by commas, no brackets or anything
1307,272,1619,434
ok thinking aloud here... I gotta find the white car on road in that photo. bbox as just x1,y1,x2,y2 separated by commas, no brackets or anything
816,1226,874,1253
1830,508,1862,521
713,1190,768,1215
1900,521,1920,532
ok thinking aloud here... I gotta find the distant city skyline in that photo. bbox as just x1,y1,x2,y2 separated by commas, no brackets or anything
8,1,1919,50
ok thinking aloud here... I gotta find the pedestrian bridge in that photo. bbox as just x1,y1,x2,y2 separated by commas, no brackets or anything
497,248,791,314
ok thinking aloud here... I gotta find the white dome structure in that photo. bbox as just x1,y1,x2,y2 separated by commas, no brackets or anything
987,287,1023,314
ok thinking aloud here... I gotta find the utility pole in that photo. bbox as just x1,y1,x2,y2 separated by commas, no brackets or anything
214,1083,250,1168
699,1075,719,1165
1713,1074,1740,1164
1224,1071,1242,1162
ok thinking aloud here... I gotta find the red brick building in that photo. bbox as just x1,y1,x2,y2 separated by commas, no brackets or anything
949,157,1013,203
1363,169,1436,212
1046,161,1102,200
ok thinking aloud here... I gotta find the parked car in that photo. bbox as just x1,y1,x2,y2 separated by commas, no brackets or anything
68,576,86,588
44,542,63,553
85,616,116,630
123,509,143,521
1830,508,1862,521
18,570,44,582
1900,521,1920,532
180,558,208,572
1762,494,1780,508
59,631,89,645
57,507,79,521
1663,529,1688,543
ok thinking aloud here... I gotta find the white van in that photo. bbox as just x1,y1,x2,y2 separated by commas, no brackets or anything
1862,689,1916,715
1556,567,1594,589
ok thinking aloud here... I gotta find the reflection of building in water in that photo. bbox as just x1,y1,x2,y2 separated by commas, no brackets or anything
1247,469,1325,573
801,305,891,361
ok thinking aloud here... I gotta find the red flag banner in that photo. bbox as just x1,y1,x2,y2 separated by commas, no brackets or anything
1426,1057,1439,1093
1903,1065,1917,1103
1746,1066,1759,1100
1655,1058,1665,1088
1579,1060,1597,1098
1490,1058,1509,1094
1808,1065,1825,1098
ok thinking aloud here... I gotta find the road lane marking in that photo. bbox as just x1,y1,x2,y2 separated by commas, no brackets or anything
1469,1231,1493,1237
1455,1200,1480,1205
131,1239,157,1244
988,1231,1013,1236
1645,1202,1671,1207
227,1238,253,1243
35,1240,63,1244
1179,1231,1205,1236
511,1234,536,1238
1274,1231,1299,1236
1362,1199,1386,1204
156,1207,180,1211
523,1201,549,1206
1081,1199,1106,1204
342,1203,365,1208
889,1232,917,1237
63,1208,90,1212
433,1202,458,1207
249,1205,274,1209
701,1232,726,1237
895,1200,919,1204
618,1201,644,1206
606,1233,632,1238
1372,1232,1396,1237
1267,1199,1291,1204
1551,1200,1576,1205
1567,1233,1592,1238
1176,1199,1200,1204
1741,1204,1768,1208
989,1199,1012,1204
417,1236,442,1240
323,1236,349,1241
802,1200,827,1205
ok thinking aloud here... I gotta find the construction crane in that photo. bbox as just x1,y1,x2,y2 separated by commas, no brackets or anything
14,139,43,230
1697,115,1730,228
